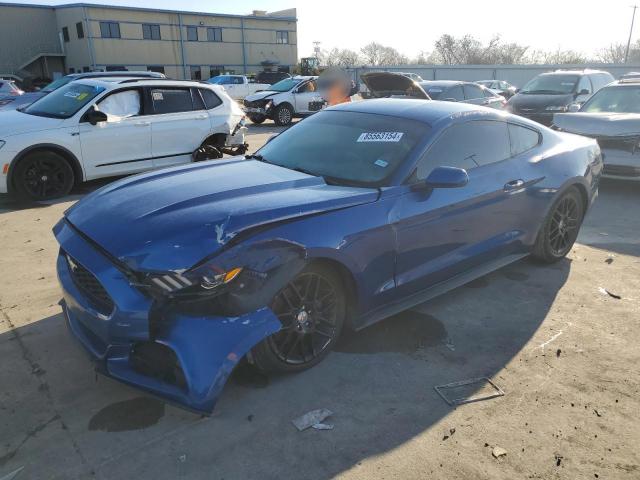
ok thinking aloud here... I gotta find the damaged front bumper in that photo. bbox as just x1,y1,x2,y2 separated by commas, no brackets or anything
54,220,283,414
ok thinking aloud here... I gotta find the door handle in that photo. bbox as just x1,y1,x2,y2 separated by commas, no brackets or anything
196,114,208,120
504,179,525,191
135,121,150,127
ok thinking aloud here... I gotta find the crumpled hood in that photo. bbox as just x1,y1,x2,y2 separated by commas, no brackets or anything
244,90,282,102
553,112,640,136
0,109,64,136
508,92,575,111
65,159,378,272
361,72,430,99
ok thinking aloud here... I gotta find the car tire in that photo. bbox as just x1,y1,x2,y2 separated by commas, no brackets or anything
13,150,75,201
273,104,293,126
248,114,266,124
532,186,584,263
250,263,346,373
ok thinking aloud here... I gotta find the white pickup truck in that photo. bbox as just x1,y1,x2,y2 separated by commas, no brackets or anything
206,75,270,100
242,76,325,126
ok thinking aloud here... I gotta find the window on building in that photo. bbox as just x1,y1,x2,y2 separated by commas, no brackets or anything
150,88,194,114
276,30,289,44
209,66,222,78
190,66,202,80
187,26,198,41
62,27,70,43
147,66,165,74
76,22,84,39
68,67,75,74
207,27,222,42
100,21,121,39
199,88,222,109
83,66,90,72
142,23,161,40
105,65,127,71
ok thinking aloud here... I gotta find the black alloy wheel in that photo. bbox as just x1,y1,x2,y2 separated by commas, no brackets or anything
15,151,74,201
250,264,346,372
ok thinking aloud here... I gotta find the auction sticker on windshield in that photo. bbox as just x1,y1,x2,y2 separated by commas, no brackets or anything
357,132,404,142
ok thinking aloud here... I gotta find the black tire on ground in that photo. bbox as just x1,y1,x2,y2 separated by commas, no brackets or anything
532,186,585,263
13,150,74,201
248,114,266,124
250,263,346,373
273,104,294,126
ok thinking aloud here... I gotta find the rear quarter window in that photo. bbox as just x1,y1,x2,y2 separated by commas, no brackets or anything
199,88,222,109
508,123,540,156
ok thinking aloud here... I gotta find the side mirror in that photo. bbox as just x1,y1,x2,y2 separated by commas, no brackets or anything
577,89,590,96
424,166,469,189
85,106,108,125
567,103,581,112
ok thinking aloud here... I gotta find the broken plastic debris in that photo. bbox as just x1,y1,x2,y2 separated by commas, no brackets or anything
311,423,334,430
492,446,508,458
598,287,621,299
445,338,456,351
435,377,504,406
292,408,333,431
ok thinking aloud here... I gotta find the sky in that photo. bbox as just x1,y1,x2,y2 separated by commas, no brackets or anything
8,0,639,59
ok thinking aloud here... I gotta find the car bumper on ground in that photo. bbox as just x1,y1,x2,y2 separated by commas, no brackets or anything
54,219,281,414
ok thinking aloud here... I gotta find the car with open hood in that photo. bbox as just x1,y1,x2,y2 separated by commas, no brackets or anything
54,99,601,414
507,69,614,125
360,72,431,100
552,77,640,180
476,80,518,99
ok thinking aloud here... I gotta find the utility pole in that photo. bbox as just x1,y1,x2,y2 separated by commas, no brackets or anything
625,5,638,63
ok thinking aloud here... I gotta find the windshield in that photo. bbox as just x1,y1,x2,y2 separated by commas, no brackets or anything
423,86,446,99
521,74,579,94
23,82,105,118
256,111,428,186
266,78,301,92
41,75,74,93
581,86,640,113
208,76,232,85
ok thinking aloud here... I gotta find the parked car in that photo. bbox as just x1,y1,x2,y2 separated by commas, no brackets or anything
53,99,601,414
419,80,506,109
360,72,431,99
359,72,425,98
0,79,24,99
254,71,291,85
552,77,640,181
506,69,614,125
206,75,270,100
476,80,518,99
0,78,246,201
0,71,165,112
243,76,322,125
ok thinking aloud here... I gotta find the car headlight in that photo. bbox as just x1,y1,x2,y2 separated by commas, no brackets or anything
545,105,567,112
263,99,273,110
0,140,5,150
146,266,243,297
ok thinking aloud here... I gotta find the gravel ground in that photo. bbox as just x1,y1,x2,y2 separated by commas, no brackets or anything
0,121,639,480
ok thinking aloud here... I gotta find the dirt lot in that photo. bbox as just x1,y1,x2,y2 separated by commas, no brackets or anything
1,121,639,480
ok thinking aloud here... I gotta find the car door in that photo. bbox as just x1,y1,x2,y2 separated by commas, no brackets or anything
78,87,153,179
293,80,319,113
463,83,488,105
147,86,211,169
392,119,527,297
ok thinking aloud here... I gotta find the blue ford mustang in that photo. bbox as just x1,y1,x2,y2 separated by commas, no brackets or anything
54,100,602,413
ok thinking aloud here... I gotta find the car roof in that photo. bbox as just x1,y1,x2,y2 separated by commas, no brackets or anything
67,71,164,79
72,78,211,89
419,80,468,87
327,98,497,125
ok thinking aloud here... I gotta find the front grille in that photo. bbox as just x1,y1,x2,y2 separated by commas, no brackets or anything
243,99,264,108
66,254,114,315
603,165,640,177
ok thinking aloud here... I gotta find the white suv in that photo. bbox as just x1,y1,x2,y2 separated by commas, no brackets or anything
0,78,246,200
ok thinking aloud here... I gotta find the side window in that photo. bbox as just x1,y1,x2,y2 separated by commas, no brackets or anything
577,76,592,94
199,88,222,109
483,88,496,98
463,84,484,100
97,89,142,119
150,88,193,114
191,88,205,110
446,85,464,101
508,123,540,156
298,81,317,93
417,121,510,179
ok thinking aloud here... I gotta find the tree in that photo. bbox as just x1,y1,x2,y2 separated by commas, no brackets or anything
323,48,362,67
430,34,528,65
360,42,408,66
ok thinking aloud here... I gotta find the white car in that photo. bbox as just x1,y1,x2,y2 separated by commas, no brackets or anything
206,75,270,100
0,78,247,200
243,76,323,126
0,79,24,97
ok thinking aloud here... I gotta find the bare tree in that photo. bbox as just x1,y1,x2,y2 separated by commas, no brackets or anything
430,34,528,65
360,42,408,66
323,48,362,67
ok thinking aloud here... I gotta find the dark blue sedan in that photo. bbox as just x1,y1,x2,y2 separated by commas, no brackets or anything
54,100,602,413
